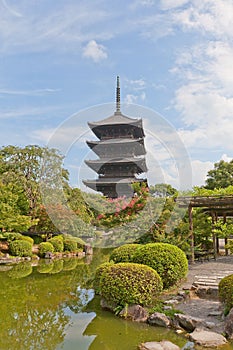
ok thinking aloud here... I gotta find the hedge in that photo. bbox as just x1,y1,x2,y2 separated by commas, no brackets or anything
133,243,188,289
93,262,114,294
97,262,163,306
219,274,233,313
63,239,77,252
109,244,140,263
9,240,32,257
38,242,54,257
48,236,64,252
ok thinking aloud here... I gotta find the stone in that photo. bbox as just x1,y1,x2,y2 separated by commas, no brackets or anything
100,298,117,312
189,328,227,347
44,252,53,259
164,299,179,305
119,304,148,322
174,313,203,332
181,342,195,350
147,312,171,327
225,308,233,339
84,244,93,255
138,340,180,350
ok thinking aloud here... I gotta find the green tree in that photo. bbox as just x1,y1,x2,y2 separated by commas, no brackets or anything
205,159,233,189
149,183,177,197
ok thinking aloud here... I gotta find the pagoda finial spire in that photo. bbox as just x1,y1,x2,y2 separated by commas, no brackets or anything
116,76,121,113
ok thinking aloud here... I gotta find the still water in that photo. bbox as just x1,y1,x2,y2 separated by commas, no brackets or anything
0,251,232,350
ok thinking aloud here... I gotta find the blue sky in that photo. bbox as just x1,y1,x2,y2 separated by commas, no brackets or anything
1,0,233,191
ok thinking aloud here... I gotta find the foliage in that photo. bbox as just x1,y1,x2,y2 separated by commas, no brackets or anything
133,243,188,289
48,236,64,252
8,262,32,279
4,232,23,242
205,160,233,189
149,183,177,197
20,235,34,245
9,240,33,257
219,274,233,314
98,262,163,307
93,182,149,228
225,239,233,254
38,242,54,257
63,239,77,252
93,262,114,294
109,244,141,263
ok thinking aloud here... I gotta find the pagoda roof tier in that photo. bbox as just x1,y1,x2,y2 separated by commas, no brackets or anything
88,111,142,128
85,157,147,173
86,138,146,156
83,177,147,190
88,112,145,140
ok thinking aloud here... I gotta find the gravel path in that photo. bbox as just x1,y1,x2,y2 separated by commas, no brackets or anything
176,256,233,333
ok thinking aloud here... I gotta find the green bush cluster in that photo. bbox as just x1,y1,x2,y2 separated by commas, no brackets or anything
96,262,163,307
9,240,33,257
48,236,64,252
132,243,188,289
38,242,54,257
93,262,114,294
109,244,140,263
219,274,233,313
109,243,188,290
63,239,77,252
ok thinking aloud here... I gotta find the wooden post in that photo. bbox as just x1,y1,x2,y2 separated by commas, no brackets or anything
211,212,217,260
223,213,228,256
188,204,195,264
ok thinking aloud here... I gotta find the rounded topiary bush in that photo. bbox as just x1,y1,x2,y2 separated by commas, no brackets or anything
133,243,188,289
219,274,233,313
49,259,64,274
63,258,78,271
20,235,34,244
38,242,54,257
63,239,77,252
48,236,64,252
9,240,32,257
93,262,114,294
109,244,140,263
98,262,163,306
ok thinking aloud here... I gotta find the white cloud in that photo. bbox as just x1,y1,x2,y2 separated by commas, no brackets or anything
82,40,107,63
0,88,60,96
191,159,213,187
160,0,189,10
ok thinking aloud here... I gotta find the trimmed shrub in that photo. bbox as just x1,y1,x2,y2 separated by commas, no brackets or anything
48,236,64,252
5,232,23,242
93,262,114,294
63,239,77,252
9,240,32,257
8,262,32,279
109,244,140,263
98,262,163,307
38,242,54,257
219,274,233,313
20,235,34,245
133,243,188,289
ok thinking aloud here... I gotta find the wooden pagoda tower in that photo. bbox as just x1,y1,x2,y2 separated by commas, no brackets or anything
83,76,147,198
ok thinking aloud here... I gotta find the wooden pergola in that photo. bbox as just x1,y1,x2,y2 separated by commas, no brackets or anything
176,195,233,263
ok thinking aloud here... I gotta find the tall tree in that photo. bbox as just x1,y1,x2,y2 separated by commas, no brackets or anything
205,159,233,189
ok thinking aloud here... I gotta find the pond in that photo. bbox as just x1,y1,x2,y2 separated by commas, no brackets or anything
0,250,232,350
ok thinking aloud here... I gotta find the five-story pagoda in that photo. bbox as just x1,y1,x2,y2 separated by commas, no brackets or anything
83,77,147,198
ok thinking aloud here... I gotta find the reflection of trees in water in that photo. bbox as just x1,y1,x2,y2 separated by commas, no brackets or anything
0,249,111,350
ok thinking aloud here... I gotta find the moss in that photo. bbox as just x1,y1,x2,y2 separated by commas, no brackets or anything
38,242,54,257
9,240,32,257
109,244,140,263
97,262,163,307
133,243,188,289
219,274,233,314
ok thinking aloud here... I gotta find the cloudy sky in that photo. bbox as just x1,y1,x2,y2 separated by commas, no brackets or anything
1,0,233,191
